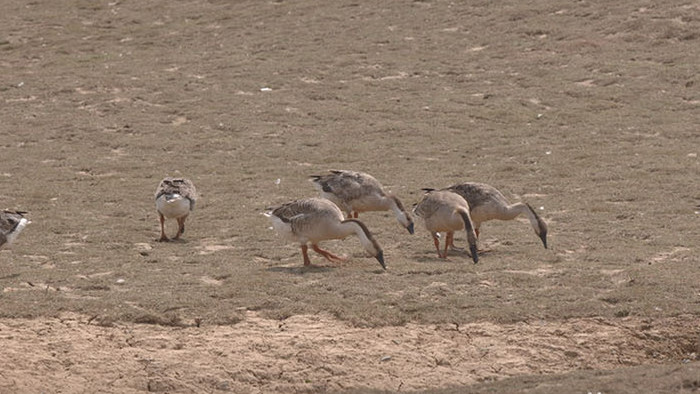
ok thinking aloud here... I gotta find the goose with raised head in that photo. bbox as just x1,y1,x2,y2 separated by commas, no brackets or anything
265,197,385,269
413,189,479,263
445,182,547,249
310,170,414,235
155,177,197,242
0,210,30,249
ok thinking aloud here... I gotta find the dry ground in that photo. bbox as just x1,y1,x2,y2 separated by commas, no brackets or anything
1,0,699,392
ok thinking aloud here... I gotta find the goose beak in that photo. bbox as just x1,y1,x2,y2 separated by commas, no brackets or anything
406,222,415,235
469,244,479,264
376,250,386,270
539,231,548,249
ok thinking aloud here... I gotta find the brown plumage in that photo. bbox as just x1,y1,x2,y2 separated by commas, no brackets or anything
265,197,385,269
444,182,548,249
413,189,478,263
310,170,414,234
154,177,197,242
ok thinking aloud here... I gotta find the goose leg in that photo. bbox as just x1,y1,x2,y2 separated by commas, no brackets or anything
432,233,444,258
353,212,359,219
173,217,184,240
444,232,454,258
301,244,312,266
158,213,169,242
180,215,187,235
471,228,492,253
311,244,347,262
449,228,490,252
447,232,463,251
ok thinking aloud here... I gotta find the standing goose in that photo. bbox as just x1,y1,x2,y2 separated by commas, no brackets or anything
155,177,197,242
265,197,385,269
445,182,547,249
413,189,479,263
310,170,414,235
0,210,30,249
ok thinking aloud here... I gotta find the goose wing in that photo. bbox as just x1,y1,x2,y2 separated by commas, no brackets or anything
446,182,506,210
156,178,197,210
312,170,385,202
268,198,341,237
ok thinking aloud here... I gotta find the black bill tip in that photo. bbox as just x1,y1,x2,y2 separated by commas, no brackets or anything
376,250,386,270
470,244,479,264
540,231,548,249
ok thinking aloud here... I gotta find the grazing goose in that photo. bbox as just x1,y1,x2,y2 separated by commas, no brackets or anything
0,210,30,249
310,170,414,235
444,182,547,249
413,189,478,263
265,197,385,269
155,177,197,242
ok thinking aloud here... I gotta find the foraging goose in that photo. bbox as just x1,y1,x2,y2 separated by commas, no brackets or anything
310,170,414,234
445,182,547,249
265,197,385,269
155,177,197,242
413,189,478,263
0,210,30,249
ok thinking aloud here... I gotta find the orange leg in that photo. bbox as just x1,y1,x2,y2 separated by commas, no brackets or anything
311,244,347,262
449,228,481,249
158,214,169,242
301,244,312,266
173,218,182,240
180,215,187,234
353,212,359,219
444,232,454,258
432,233,444,258
173,215,187,240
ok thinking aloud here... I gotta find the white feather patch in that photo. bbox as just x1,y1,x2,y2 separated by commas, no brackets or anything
6,218,29,244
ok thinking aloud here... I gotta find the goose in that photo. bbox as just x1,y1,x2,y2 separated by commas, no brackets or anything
444,182,547,249
413,189,479,263
0,210,30,249
265,197,385,269
155,177,197,242
309,170,414,235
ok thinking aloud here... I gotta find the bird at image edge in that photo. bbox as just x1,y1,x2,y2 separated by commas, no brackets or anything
0,210,30,249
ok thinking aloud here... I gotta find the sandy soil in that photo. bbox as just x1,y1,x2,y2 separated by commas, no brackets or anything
2,312,699,393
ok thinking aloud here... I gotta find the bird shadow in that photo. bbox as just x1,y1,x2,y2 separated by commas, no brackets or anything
266,265,335,275
411,248,483,263
154,238,190,244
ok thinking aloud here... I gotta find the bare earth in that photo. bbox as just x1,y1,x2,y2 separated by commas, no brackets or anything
1,312,699,393
1,0,699,393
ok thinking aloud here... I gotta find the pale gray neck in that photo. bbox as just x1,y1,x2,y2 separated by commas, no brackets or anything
387,195,406,216
340,219,379,255
507,203,545,233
